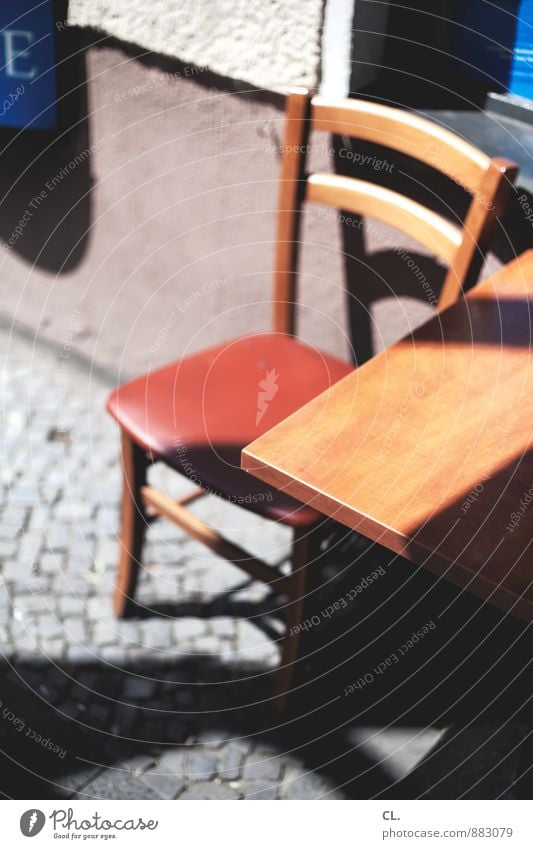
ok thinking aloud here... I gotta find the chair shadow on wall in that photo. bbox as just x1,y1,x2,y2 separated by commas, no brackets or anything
331,134,533,364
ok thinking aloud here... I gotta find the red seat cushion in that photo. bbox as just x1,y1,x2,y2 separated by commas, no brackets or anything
107,333,353,527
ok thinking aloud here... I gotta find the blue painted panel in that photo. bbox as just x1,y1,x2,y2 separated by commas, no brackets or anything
453,1,533,100
0,0,57,130
509,0,533,98
453,0,517,90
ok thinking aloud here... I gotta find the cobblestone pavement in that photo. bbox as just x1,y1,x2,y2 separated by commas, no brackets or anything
0,322,531,800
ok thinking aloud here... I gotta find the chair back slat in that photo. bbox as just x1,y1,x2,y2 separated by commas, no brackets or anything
312,96,491,194
273,90,518,334
306,173,462,266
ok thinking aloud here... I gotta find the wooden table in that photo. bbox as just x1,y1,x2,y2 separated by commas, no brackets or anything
242,251,533,621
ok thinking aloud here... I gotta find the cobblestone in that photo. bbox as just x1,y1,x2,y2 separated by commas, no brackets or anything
243,753,284,782
140,619,173,651
140,764,185,799
38,613,64,640
0,540,18,558
281,765,344,800
186,749,218,781
218,743,249,780
2,559,33,581
243,779,279,800
123,676,158,700
13,593,51,615
172,618,207,640
83,770,164,800
64,617,88,642
57,595,87,617
180,781,240,800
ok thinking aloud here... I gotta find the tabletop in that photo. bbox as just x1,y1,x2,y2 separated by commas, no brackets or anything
242,251,533,621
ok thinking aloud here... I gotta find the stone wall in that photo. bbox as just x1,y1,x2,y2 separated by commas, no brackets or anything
67,0,325,91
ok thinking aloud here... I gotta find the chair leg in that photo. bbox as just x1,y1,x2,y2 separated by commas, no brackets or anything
114,431,148,617
273,526,313,715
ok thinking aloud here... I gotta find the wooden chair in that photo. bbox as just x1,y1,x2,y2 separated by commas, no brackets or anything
106,89,518,713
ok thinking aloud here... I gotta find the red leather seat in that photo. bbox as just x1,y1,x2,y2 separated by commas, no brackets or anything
107,333,353,528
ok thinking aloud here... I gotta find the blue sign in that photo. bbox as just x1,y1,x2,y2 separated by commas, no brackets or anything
509,0,533,98
454,0,533,101
0,0,57,130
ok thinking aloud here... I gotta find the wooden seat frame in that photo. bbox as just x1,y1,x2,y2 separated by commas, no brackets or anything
112,88,518,714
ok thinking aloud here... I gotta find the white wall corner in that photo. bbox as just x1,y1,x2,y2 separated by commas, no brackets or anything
321,0,391,96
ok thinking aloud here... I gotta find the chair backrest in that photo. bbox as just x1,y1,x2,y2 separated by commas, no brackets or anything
273,88,518,335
